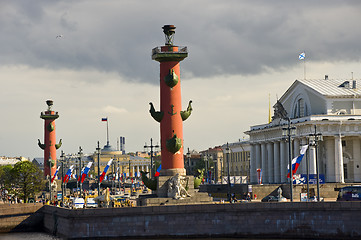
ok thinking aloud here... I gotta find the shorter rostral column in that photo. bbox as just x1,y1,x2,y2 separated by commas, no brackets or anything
150,25,193,177
38,100,62,177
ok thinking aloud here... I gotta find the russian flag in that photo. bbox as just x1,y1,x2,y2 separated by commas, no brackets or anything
102,117,107,121
99,159,113,183
81,162,93,183
63,165,74,183
51,166,60,183
287,145,308,178
154,164,161,177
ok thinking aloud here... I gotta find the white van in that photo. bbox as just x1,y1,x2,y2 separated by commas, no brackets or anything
73,197,85,209
86,197,98,208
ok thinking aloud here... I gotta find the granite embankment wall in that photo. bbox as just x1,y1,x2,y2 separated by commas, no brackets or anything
42,202,361,239
0,203,43,233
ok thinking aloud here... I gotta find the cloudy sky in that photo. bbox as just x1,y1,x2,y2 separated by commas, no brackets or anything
1,0,361,159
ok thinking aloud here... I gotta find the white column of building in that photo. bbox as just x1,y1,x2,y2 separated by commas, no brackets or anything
132,166,135,178
325,137,335,182
280,141,287,183
137,166,140,178
146,165,149,173
293,138,300,158
300,138,307,174
267,142,274,183
292,138,300,180
250,144,257,183
335,135,344,183
261,142,268,183
273,141,280,183
309,145,317,174
255,144,261,184
353,138,361,182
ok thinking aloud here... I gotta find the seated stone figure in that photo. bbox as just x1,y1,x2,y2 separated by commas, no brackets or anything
167,174,191,199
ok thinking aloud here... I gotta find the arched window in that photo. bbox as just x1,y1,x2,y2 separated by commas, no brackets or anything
293,98,307,118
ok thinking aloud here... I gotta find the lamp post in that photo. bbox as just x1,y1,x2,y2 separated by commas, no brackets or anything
226,142,231,202
282,119,296,202
209,155,213,183
48,157,53,202
187,148,191,175
203,155,208,184
144,138,159,177
309,125,323,201
60,150,65,205
78,146,83,196
96,141,101,196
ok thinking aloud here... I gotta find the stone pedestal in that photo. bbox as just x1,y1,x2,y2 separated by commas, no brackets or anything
157,175,195,197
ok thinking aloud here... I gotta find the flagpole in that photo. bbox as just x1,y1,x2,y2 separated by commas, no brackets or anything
106,117,109,146
299,51,306,80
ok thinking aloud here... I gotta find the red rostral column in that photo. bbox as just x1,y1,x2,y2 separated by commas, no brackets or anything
150,25,192,176
38,100,62,177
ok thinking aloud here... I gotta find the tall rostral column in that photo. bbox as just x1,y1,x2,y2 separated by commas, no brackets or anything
150,25,192,176
38,100,62,177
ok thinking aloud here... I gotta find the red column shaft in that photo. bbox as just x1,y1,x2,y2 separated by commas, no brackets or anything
44,115,57,177
160,60,184,170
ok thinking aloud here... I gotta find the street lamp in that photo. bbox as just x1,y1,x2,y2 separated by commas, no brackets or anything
282,120,296,202
309,125,323,201
96,141,101,196
226,142,231,202
144,138,159,177
187,148,191,175
48,157,54,202
203,154,209,184
78,146,83,196
60,151,65,205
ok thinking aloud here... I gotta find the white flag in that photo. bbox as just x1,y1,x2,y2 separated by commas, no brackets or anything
299,52,305,60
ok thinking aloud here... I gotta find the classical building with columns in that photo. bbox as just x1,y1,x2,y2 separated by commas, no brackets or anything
246,78,361,184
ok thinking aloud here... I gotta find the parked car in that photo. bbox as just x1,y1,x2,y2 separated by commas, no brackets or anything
261,195,287,202
337,186,361,201
86,197,98,208
72,197,85,209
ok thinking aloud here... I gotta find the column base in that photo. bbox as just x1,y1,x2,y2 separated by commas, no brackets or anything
159,168,186,176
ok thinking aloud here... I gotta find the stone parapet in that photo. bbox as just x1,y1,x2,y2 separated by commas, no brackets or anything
42,201,361,239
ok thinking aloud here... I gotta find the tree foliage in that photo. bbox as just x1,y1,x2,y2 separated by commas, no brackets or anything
0,165,14,190
10,161,45,203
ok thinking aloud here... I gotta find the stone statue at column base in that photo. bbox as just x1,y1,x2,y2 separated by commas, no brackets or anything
167,174,191,199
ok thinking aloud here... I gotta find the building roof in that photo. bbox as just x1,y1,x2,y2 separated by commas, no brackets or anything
298,79,361,97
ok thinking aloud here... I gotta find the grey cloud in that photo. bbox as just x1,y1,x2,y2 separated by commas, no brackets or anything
1,0,361,84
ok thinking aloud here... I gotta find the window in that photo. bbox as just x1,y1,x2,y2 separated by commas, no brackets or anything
293,98,307,118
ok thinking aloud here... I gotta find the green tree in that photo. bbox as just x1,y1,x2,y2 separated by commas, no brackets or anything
11,161,45,203
0,165,14,192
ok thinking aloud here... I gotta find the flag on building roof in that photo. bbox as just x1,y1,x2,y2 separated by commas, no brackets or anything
299,52,305,60
81,162,93,183
63,165,74,183
51,166,60,183
287,145,309,178
99,159,113,183
154,164,162,177
102,117,108,121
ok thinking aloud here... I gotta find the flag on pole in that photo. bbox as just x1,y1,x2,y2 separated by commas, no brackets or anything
154,164,162,177
101,117,108,121
51,166,60,183
81,162,93,183
287,145,309,178
299,52,305,60
99,159,113,183
115,167,119,180
63,165,74,183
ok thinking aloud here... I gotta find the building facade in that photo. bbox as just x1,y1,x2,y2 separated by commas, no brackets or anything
200,147,223,183
221,142,251,183
246,78,361,184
